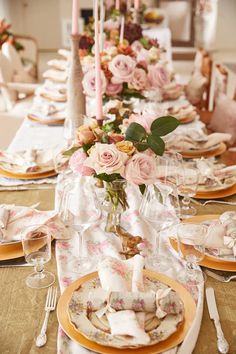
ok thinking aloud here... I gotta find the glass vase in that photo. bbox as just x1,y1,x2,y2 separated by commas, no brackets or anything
102,180,128,233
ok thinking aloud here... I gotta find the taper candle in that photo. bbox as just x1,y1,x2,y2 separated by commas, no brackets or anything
95,0,103,120
100,0,105,51
119,15,125,44
72,0,79,35
134,0,139,10
115,0,119,11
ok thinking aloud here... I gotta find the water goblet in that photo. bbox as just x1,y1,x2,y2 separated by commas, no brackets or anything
22,225,55,289
177,223,208,284
177,162,200,218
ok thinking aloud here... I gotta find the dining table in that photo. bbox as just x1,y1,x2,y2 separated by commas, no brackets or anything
0,119,236,354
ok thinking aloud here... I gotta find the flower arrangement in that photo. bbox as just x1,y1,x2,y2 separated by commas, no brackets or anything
0,18,24,51
68,115,179,201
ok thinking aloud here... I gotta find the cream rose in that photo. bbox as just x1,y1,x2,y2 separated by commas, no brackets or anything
84,143,129,175
109,54,136,84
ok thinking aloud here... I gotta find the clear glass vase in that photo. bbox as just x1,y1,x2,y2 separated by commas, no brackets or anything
102,179,128,233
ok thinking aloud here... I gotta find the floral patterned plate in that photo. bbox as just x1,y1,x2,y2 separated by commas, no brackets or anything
197,176,236,193
57,270,196,353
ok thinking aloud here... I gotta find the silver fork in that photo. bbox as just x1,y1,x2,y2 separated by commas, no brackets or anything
205,269,236,283
190,198,236,207
36,286,57,347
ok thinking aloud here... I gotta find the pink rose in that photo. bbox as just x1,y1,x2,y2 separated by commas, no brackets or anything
127,113,156,133
136,48,149,69
69,149,94,176
129,68,147,91
147,64,171,89
105,82,123,96
82,69,107,97
109,54,136,84
121,153,158,185
104,19,120,31
84,143,128,175
131,40,144,53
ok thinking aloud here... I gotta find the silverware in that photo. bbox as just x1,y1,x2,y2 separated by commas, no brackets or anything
206,287,229,353
205,269,236,283
0,185,55,192
190,198,236,207
36,286,57,347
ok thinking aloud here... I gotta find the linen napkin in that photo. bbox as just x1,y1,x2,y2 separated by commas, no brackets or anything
0,207,10,240
29,97,66,121
0,149,55,173
48,59,68,71
36,80,67,102
98,255,150,345
167,104,197,121
0,204,69,243
42,69,68,83
161,83,184,101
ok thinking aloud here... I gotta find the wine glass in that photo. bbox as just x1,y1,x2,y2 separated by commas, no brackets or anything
60,175,102,274
139,181,180,270
177,162,200,218
177,223,208,283
21,225,55,289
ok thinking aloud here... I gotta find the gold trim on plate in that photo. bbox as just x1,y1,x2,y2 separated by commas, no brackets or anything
57,270,196,354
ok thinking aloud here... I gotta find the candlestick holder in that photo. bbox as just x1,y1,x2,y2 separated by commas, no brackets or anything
130,8,142,24
66,34,86,130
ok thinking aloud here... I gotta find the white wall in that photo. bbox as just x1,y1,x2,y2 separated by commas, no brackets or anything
0,0,235,50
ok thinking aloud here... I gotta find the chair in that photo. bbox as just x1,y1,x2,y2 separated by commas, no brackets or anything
14,35,38,80
0,51,39,111
2,42,35,83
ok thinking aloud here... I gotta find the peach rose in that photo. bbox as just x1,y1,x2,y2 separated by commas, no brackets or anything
77,126,96,144
129,68,147,91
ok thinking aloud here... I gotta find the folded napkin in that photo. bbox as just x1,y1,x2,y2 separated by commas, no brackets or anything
0,149,55,173
98,255,150,345
36,80,67,101
42,69,68,83
48,59,68,71
0,204,69,243
206,211,236,256
162,83,184,101
167,104,197,121
0,207,10,240
165,131,231,151
58,48,71,60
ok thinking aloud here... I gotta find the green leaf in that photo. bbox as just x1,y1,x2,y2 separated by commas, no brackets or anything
139,37,151,49
147,133,165,155
150,116,180,136
82,143,93,154
95,173,121,182
125,122,147,142
137,142,149,152
139,184,146,194
122,87,145,100
62,146,80,156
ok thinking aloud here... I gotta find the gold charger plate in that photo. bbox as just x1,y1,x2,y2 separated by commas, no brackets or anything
0,166,57,180
170,214,236,272
181,142,226,159
40,93,67,103
27,114,64,126
195,182,236,199
57,270,196,354
0,242,23,261
179,116,196,125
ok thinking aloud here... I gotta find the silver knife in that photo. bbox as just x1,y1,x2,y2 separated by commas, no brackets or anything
206,287,229,354
0,257,32,268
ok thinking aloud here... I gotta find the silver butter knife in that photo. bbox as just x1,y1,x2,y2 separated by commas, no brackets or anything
206,287,229,353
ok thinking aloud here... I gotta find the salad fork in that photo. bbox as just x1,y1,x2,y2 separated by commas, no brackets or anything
205,269,236,283
36,286,57,347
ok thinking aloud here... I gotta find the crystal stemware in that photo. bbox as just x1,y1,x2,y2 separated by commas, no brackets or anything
177,161,200,218
139,181,180,270
177,223,208,283
22,225,55,289
60,175,102,274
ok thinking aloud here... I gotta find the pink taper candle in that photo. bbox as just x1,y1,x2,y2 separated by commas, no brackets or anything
94,0,103,120
72,0,79,35
115,0,120,11
134,0,139,10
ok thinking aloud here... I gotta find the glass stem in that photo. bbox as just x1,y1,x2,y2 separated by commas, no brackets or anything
182,196,190,210
186,261,196,280
34,260,44,279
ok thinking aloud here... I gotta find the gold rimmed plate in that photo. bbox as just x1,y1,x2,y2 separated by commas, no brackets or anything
169,214,236,272
181,142,226,159
0,166,57,180
27,114,65,126
195,182,236,199
57,270,196,354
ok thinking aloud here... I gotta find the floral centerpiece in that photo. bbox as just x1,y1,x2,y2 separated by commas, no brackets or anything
0,18,23,51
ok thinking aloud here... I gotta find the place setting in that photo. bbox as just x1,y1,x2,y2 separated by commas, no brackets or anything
1,0,236,354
